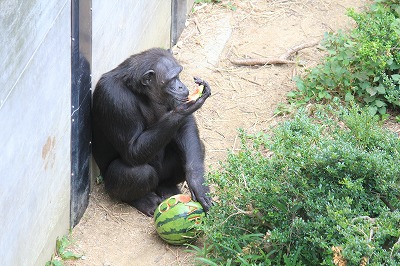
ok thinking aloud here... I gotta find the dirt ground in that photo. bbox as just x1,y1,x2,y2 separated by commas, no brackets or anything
66,1,368,265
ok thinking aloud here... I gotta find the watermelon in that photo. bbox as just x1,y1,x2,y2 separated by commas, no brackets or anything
187,84,204,102
154,194,205,245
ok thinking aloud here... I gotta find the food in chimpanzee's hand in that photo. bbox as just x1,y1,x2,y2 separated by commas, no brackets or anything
187,85,204,102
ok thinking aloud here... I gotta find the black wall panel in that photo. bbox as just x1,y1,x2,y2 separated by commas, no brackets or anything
70,0,92,227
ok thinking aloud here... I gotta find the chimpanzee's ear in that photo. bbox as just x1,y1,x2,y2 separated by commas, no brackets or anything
141,70,155,86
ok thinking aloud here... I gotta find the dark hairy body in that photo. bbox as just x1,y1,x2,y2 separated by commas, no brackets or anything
92,48,212,216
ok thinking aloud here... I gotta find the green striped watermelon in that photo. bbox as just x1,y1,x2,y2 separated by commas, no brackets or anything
154,194,205,245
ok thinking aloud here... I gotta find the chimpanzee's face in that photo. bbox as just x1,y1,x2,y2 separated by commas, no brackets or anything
141,56,189,107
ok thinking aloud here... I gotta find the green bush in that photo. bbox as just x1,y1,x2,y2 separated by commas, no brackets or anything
197,105,400,265
288,0,400,116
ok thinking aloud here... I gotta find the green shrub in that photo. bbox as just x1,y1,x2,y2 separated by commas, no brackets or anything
288,0,400,116
198,105,400,265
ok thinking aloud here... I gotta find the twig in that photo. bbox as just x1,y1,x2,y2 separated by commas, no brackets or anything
236,75,263,86
351,216,376,223
220,204,253,225
193,18,202,34
390,236,400,258
230,40,319,66
231,58,295,66
279,41,320,60
97,203,119,222
232,134,238,151
380,195,396,211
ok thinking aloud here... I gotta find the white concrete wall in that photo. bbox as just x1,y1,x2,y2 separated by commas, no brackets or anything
92,0,172,86
0,0,71,265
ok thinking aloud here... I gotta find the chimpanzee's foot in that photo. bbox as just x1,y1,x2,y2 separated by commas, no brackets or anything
129,192,162,217
156,184,182,200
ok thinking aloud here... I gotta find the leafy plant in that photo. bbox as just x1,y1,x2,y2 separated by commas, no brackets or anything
45,234,82,266
46,258,63,266
194,0,222,4
194,0,237,11
288,0,400,116
198,104,400,265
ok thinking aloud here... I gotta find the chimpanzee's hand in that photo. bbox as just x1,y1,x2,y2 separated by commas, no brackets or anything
193,76,211,101
187,179,212,212
174,77,211,116
193,191,212,213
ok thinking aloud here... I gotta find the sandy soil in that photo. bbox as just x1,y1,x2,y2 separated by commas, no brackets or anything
65,1,368,265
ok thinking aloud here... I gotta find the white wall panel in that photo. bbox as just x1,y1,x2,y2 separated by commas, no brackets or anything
0,0,71,265
92,0,172,86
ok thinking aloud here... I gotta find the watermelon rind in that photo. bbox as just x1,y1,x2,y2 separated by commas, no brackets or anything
154,194,205,245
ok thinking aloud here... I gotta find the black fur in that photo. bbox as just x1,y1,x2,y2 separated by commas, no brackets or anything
92,48,212,216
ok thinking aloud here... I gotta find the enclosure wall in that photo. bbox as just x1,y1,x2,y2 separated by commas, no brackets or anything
91,0,173,86
0,0,72,265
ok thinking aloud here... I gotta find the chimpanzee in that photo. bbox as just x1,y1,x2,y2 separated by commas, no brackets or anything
92,48,212,216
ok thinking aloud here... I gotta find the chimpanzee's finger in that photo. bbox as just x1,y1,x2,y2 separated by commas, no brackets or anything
193,76,203,85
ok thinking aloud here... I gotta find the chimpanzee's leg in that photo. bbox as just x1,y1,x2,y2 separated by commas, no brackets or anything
155,142,186,199
104,158,162,216
156,140,207,200
156,140,207,203
156,140,206,200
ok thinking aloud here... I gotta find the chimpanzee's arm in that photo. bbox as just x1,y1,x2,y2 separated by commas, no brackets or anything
95,90,208,167
94,74,211,168
93,86,178,166
123,111,186,165
175,116,212,211
111,79,210,166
